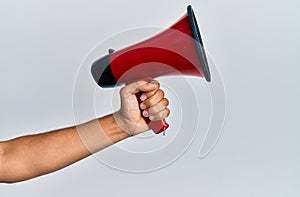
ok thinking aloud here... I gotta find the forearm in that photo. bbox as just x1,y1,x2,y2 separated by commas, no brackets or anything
0,80,169,183
0,114,130,183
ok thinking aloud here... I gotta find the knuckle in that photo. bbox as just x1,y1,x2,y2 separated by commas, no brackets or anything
151,80,160,88
158,89,164,98
156,82,160,89
163,98,169,106
166,108,170,117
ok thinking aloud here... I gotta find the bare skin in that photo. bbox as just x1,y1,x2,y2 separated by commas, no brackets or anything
0,80,170,183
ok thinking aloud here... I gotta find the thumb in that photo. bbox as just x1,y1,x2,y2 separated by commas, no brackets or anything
121,80,158,96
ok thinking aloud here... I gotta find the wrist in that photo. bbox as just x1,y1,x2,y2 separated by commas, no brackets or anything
113,111,132,135
113,111,149,136
98,114,131,144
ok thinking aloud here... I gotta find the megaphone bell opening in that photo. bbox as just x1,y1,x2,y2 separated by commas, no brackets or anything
187,5,211,82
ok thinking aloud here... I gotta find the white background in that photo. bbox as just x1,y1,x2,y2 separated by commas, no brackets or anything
1,0,300,196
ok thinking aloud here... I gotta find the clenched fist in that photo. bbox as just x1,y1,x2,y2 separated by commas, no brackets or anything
114,80,170,135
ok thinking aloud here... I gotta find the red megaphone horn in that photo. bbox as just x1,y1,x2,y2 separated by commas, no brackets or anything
91,5,211,134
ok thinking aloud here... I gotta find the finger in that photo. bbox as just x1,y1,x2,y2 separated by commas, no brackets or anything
149,108,170,121
148,98,169,116
120,80,158,97
140,89,159,101
139,81,160,101
140,89,164,109
142,110,150,117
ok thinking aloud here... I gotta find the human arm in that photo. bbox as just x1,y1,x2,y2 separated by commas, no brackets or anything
0,80,169,183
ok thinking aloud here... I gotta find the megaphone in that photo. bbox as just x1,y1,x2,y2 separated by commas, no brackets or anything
91,5,211,134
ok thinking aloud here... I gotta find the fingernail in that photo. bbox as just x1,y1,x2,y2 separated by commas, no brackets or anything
140,103,146,109
149,81,157,88
143,110,149,117
140,94,147,101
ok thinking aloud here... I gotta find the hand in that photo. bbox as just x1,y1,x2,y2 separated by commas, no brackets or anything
114,80,170,135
